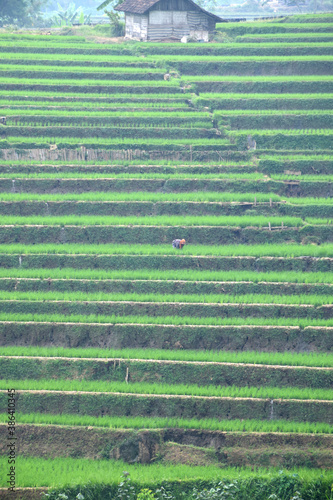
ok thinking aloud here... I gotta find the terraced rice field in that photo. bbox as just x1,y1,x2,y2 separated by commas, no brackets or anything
0,12,332,499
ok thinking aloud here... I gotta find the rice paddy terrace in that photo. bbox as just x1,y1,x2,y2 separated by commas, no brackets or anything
0,12,332,499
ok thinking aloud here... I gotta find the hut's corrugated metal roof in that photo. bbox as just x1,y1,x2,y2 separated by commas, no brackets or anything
115,0,225,21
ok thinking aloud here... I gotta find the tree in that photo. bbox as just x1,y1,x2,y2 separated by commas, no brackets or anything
262,0,306,10
97,0,118,9
97,0,124,36
0,0,47,26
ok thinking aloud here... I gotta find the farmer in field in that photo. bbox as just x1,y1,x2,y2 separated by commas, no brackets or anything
172,238,186,249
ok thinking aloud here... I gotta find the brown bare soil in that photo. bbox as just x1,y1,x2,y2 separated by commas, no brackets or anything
86,36,125,43
0,488,47,500
162,442,333,468
162,442,219,466
0,424,331,468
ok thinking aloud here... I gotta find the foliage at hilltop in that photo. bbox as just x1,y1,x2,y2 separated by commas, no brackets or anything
0,0,48,26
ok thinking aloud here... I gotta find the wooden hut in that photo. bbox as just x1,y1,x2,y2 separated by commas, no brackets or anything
115,0,224,42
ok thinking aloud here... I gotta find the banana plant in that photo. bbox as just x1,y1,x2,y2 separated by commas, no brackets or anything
51,2,91,26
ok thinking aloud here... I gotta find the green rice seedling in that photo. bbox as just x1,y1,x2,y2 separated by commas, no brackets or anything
0,95,189,104
1,42,332,61
1,136,232,147
0,171,263,179
2,191,332,206
227,114,333,130
0,89,192,100
0,243,331,257
2,312,332,327
198,92,333,99
306,218,333,224
1,274,330,298
237,36,333,45
194,97,333,111
260,154,332,160
274,174,333,181
287,197,333,205
215,21,333,32
0,378,331,400
187,75,333,82
1,40,332,54
0,28,316,40
1,52,332,62
269,12,333,19
0,53,160,63
0,215,305,227
0,64,165,74
0,268,331,284
0,455,331,488
0,95,188,103
214,109,333,115
231,129,333,136
0,158,251,166
236,32,333,38
0,77,179,87
0,412,330,433
0,35,87,42
8,119,211,129
137,55,333,61
0,41,143,51
2,109,208,118
0,345,331,367
0,100,190,109
0,290,331,305
0,192,278,203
